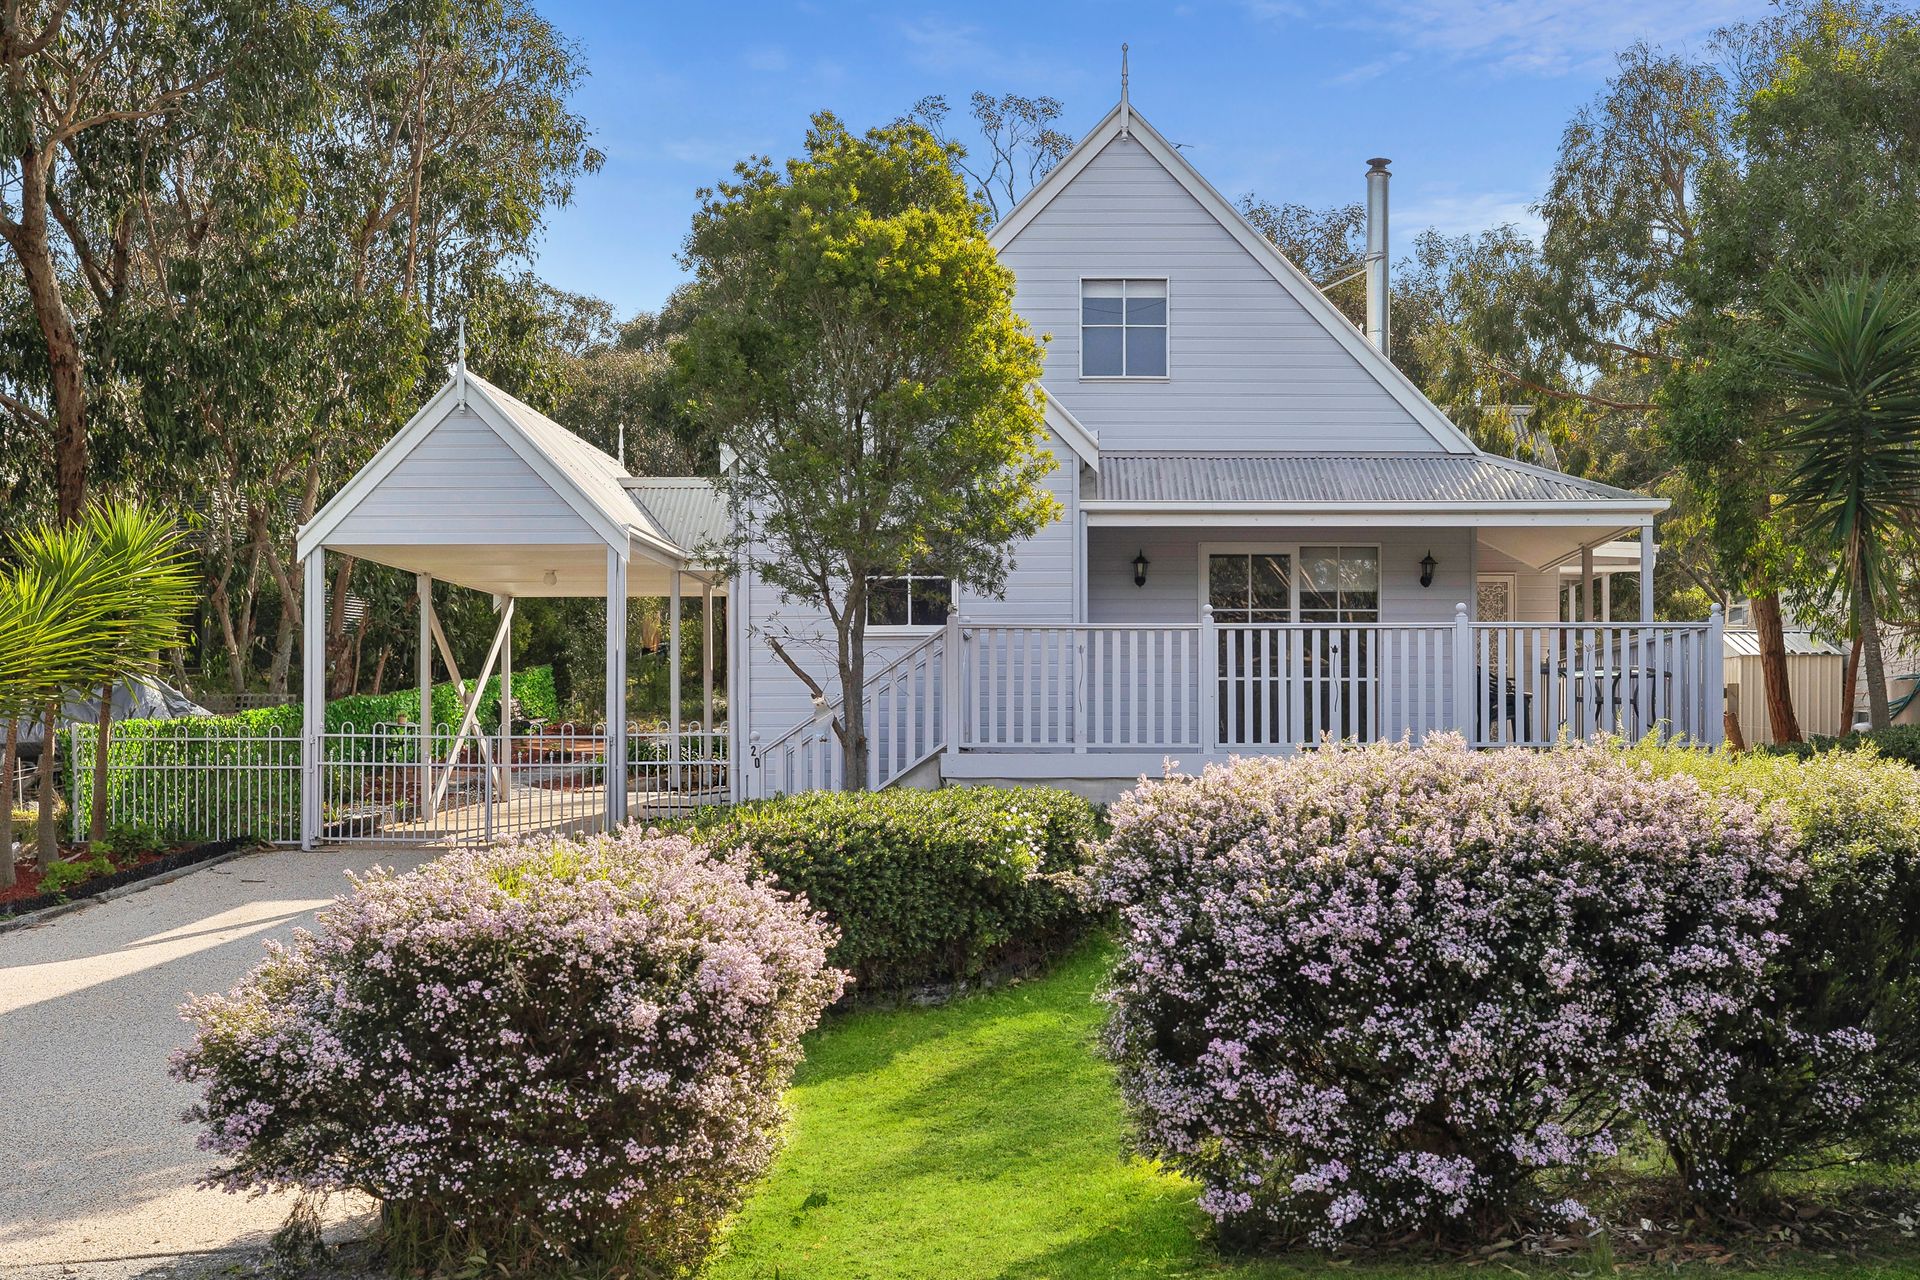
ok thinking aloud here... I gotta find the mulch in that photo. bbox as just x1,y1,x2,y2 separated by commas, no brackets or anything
1,835,257,918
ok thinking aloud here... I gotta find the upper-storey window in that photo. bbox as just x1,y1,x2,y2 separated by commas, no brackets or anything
1081,278,1167,378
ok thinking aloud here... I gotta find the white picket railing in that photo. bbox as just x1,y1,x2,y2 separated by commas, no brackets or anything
746,631,946,797
950,605,1724,756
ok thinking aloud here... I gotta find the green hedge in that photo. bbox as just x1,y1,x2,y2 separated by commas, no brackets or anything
1633,741,1920,1186
1756,723,1920,768
67,666,558,843
679,786,1101,991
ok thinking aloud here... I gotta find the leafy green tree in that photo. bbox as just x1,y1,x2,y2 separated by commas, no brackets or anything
1770,275,1920,731
0,0,328,523
677,113,1058,786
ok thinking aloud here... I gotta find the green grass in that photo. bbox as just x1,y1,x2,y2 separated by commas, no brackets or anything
710,942,1920,1280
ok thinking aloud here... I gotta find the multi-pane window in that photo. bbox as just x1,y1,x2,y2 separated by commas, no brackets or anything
1207,552,1292,623
1299,546,1380,622
1082,279,1168,377
866,571,952,628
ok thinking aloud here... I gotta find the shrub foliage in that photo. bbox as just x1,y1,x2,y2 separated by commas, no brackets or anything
174,830,844,1272
1094,739,1799,1243
683,785,1099,990
1633,743,1920,1190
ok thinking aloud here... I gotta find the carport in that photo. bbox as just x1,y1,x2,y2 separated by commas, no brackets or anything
294,362,727,847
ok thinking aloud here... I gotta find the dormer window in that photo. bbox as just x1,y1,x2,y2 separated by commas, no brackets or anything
1081,278,1167,378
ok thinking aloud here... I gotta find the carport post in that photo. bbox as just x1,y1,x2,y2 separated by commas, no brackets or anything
300,549,325,850
701,583,714,744
417,573,433,820
669,571,682,768
1639,523,1656,623
606,549,628,829
497,595,513,800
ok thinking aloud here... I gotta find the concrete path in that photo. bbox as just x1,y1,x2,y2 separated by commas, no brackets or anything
0,845,433,1276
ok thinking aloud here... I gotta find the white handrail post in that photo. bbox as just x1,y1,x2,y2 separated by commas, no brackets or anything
1200,605,1218,756
1452,602,1473,744
1706,603,1726,749
943,613,962,762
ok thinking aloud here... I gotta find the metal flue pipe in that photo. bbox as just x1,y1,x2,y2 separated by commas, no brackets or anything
1365,157,1391,357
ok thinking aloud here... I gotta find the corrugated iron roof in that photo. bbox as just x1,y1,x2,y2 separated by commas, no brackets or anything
624,478,729,553
1723,629,1847,658
1090,452,1653,506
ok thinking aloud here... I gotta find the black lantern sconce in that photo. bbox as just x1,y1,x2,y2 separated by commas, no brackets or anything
1133,550,1150,588
1419,550,1437,589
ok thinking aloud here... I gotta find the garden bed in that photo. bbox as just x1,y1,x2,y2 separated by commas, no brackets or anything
2,835,258,918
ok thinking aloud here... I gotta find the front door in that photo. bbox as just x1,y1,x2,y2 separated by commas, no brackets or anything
1207,546,1381,746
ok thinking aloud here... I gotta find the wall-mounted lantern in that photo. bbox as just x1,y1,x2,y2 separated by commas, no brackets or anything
1133,550,1150,588
1419,551,1437,589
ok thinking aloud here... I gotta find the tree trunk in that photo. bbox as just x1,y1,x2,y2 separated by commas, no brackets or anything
1860,563,1893,733
1,719,17,890
1750,593,1803,744
89,681,114,846
326,555,357,699
35,701,59,864
6,156,89,523
1844,632,1863,736
372,647,389,696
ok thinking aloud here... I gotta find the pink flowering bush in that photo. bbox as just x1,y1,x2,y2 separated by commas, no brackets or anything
172,830,845,1272
1094,738,1797,1245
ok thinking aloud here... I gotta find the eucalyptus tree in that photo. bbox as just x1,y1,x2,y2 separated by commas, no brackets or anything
0,0,328,523
908,92,1073,222
678,114,1058,786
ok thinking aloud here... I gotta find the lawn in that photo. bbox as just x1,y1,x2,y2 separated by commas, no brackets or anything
710,942,1920,1280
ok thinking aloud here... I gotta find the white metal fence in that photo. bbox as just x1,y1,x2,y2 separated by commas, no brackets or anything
67,720,729,848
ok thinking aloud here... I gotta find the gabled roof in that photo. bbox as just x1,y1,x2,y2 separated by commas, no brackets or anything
1091,451,1661,508
991,101,1481,457
1043,393,1100,471
298,369,684,563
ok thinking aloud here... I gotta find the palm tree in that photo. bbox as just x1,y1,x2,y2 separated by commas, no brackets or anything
1771,274,1920,732
0,503,195,878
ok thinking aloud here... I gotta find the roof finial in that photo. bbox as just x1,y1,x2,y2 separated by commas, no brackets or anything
1120,43,1131,137
455,314,468,405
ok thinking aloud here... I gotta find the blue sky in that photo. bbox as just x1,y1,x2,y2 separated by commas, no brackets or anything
529,0,1769,318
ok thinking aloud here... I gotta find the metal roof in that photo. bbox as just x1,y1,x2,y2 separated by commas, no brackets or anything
1723,629,1847,658
1090,451,1654,507
624,478,729,554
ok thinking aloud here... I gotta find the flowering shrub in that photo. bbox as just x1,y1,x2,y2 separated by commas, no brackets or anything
681,785,1099,990
1094,738,1796,1244
1632,742,1920,1198
173,831,845,1272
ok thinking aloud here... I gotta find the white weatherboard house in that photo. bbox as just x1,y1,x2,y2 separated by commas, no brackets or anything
294,97,1724,845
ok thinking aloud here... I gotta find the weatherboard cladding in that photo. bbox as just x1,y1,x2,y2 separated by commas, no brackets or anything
1091,452,1650,506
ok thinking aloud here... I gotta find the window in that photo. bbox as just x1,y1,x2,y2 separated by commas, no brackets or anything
866,571,952,628
1082,278,1167,377
1299,546,1380,622
1207,552,1292,622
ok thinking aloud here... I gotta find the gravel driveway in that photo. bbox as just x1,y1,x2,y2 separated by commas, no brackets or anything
0,845,433,1277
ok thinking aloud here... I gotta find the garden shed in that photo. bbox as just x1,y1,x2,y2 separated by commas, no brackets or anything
294,362,729,849
1721,628,1847,746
